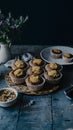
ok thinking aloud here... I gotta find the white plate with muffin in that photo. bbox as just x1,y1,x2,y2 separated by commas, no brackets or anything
40,46,73,65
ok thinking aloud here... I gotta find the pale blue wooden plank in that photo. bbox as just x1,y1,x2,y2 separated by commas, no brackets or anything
52,90,73,130
0,99,19,130
17,95,52,130
52,66,73,130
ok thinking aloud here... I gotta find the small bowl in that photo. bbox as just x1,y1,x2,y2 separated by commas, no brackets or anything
25,76,45,91
0,88,18,107
44,71,62,85
64,87,73,100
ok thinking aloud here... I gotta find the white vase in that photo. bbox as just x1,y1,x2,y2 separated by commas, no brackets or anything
0,43,11,64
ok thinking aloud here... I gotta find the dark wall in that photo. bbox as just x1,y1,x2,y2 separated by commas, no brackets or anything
0,0,73,45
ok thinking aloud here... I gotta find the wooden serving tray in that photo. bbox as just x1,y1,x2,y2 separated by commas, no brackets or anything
5,75,60,95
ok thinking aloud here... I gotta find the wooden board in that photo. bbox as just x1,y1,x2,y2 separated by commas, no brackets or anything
5,75,60,95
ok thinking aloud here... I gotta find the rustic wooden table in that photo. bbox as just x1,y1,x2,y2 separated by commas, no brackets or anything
0,45,73,130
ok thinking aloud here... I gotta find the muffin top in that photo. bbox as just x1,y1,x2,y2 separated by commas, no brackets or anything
47,70,60,79
12,69,25,78
31,66,42,75
63,53,73,58
32,59,44,66
52,49,62,54
28,75,42,84
48,62,60,70
14,60,26,68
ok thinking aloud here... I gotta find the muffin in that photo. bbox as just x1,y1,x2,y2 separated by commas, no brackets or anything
29,58,44,67
45,62,63,72
9,68,27,84
25,74,45,91
12,60,28,70
27,66,44,75
50,49,62,58
62,53,73,63
44,70,62,84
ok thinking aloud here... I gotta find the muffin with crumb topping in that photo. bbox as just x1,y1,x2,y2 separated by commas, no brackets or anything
12,60,28,70
50,49,62,58
29,58,45,67
25,74,45,91
45,62,63,72
9,68,27,84
44,70,62,84
62,53,73,63
27,66,44,75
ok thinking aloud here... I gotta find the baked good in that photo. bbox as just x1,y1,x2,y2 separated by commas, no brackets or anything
44,70,62,84
27,66,43,75
25,75,45,91
29,58,44,67
9,69,26,84
50,49,62,58
46,70,60,79
28,75,42,85
45,62,63,72
12,60,28,70
62,53,73,63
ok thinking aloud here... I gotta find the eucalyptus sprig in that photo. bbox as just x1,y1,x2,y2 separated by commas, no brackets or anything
0,9,29,44
0,31,11,44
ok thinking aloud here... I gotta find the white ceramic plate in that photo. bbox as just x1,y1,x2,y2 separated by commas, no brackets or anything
40,46,73,65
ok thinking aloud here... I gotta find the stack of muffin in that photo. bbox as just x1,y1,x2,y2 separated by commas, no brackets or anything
44,62,63,84
9,58,63,91
26,58,45,91
9,60,28,85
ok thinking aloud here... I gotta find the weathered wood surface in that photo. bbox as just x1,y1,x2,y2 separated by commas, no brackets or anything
52,66,73,130
17,95,52,130
0,45,73,130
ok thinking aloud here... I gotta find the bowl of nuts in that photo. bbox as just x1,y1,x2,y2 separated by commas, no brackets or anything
0,87,18,107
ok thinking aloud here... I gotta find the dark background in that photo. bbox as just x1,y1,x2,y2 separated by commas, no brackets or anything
0,0,73,45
